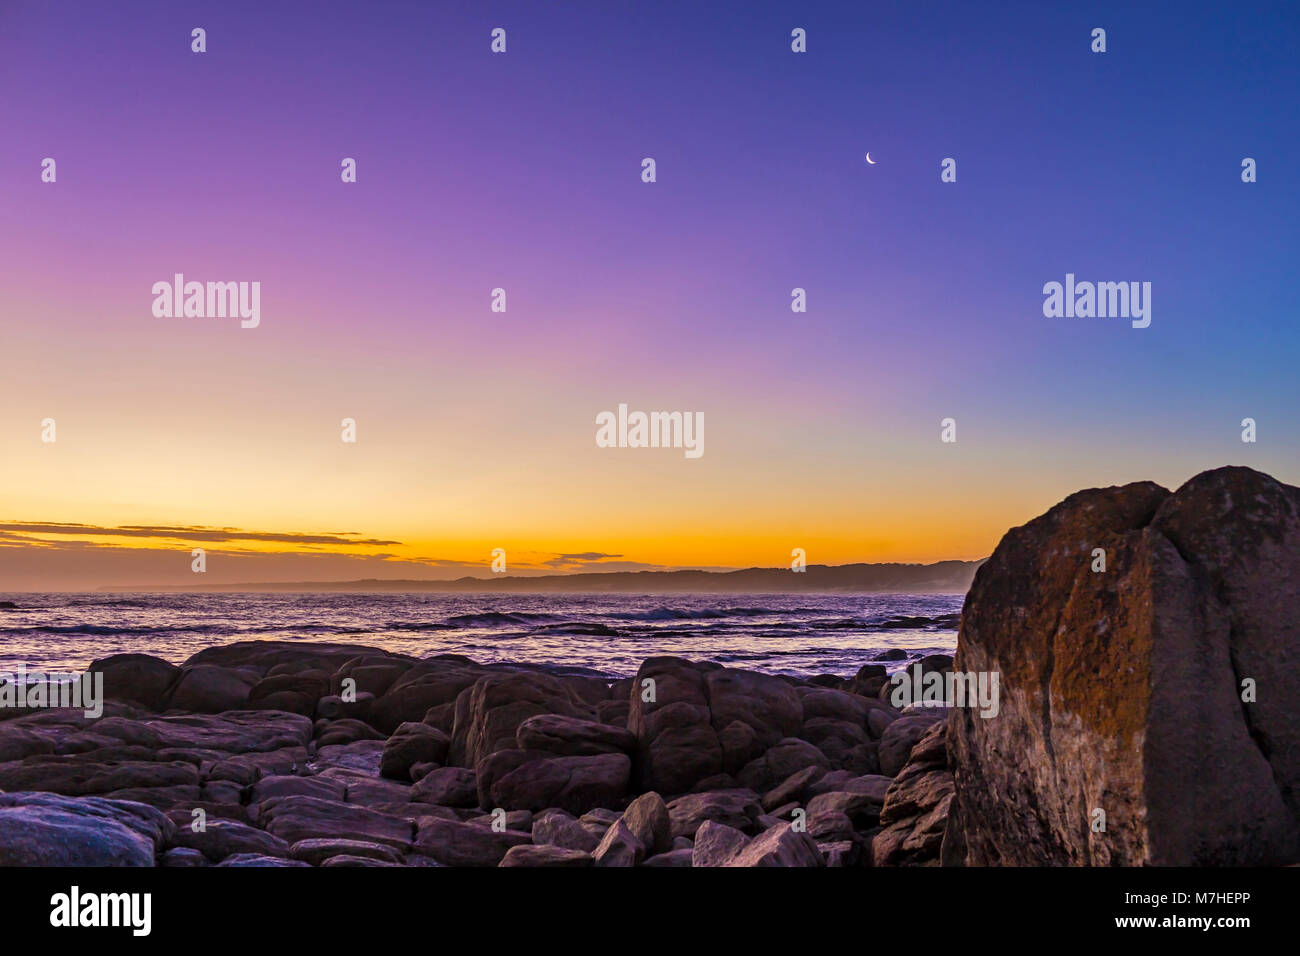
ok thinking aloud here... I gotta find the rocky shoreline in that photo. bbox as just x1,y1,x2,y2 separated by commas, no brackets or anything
0,636,954,867
0,465,1295,867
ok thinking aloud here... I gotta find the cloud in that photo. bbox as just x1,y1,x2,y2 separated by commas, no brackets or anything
0,522,399,547
540,551,624,568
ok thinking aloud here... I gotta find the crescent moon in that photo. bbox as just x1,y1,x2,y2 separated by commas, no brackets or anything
865,153,876,165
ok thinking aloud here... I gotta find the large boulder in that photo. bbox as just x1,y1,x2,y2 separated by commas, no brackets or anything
736,737,830,792
515,714,635,757
164,665,256,712
483,752,630,814
368,658,486,735
380,722,450,780
87,654,179,710
450,672,596,767
0,792,173,865
878,713,945,777
947,467,1300,866
248,673,330,716
628,658,804,796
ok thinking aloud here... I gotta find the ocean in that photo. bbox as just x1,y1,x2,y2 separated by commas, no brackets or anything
0,592,963,677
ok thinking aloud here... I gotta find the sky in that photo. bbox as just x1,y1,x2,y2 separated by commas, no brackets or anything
1,0,1298,589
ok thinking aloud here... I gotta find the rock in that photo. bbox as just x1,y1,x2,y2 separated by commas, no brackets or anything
762,766,827,811
87,654,179,710
486,752,630,815
186,640,402,674
798,718,876,773
168,817,291,862
413,817,530,866
872,649,908,662
410,767,478,808
0,792,173,866
209,747,310,786
797,687,872,725
531,808,600,852
819,839,863,867
516,714,636,756
806,789,886,829
250,775,346,804
878,714,944,776
592,819,644,867
0,724,54,763
597,699,630,726
315,719,384,747
807,809,856,841
873,722,954,866
866,708,899,739
380,723,450,780
165,665,255,712
150,710,312,753
666,789,762,839
258,795,413,850
691,820,750,866
737,737,830,792
579,807,620,829
201,780,244,804
629,658,804,795
948,467,1300,866
370,658,487,735
320,854,402,867
334,659,409,699
642,848,694,867
108,785,201,809
249,673,329,716
161,847,206,867
316,692,375,721
215,853,310,867
620,791,672,856
289,838,404,866
723,821,824,867
409,761,439,782
450,671,594,767
310,740,385,775
0,757,200,797
470,809,532,832
499,844,593,867
342,777,415,807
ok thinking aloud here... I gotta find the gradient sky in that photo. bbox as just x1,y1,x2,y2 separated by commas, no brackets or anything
2,0,1298,588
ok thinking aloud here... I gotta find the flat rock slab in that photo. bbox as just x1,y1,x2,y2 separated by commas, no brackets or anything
414,817,531,866
499,844,593,867
259,795,414,850
290,838,404,866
